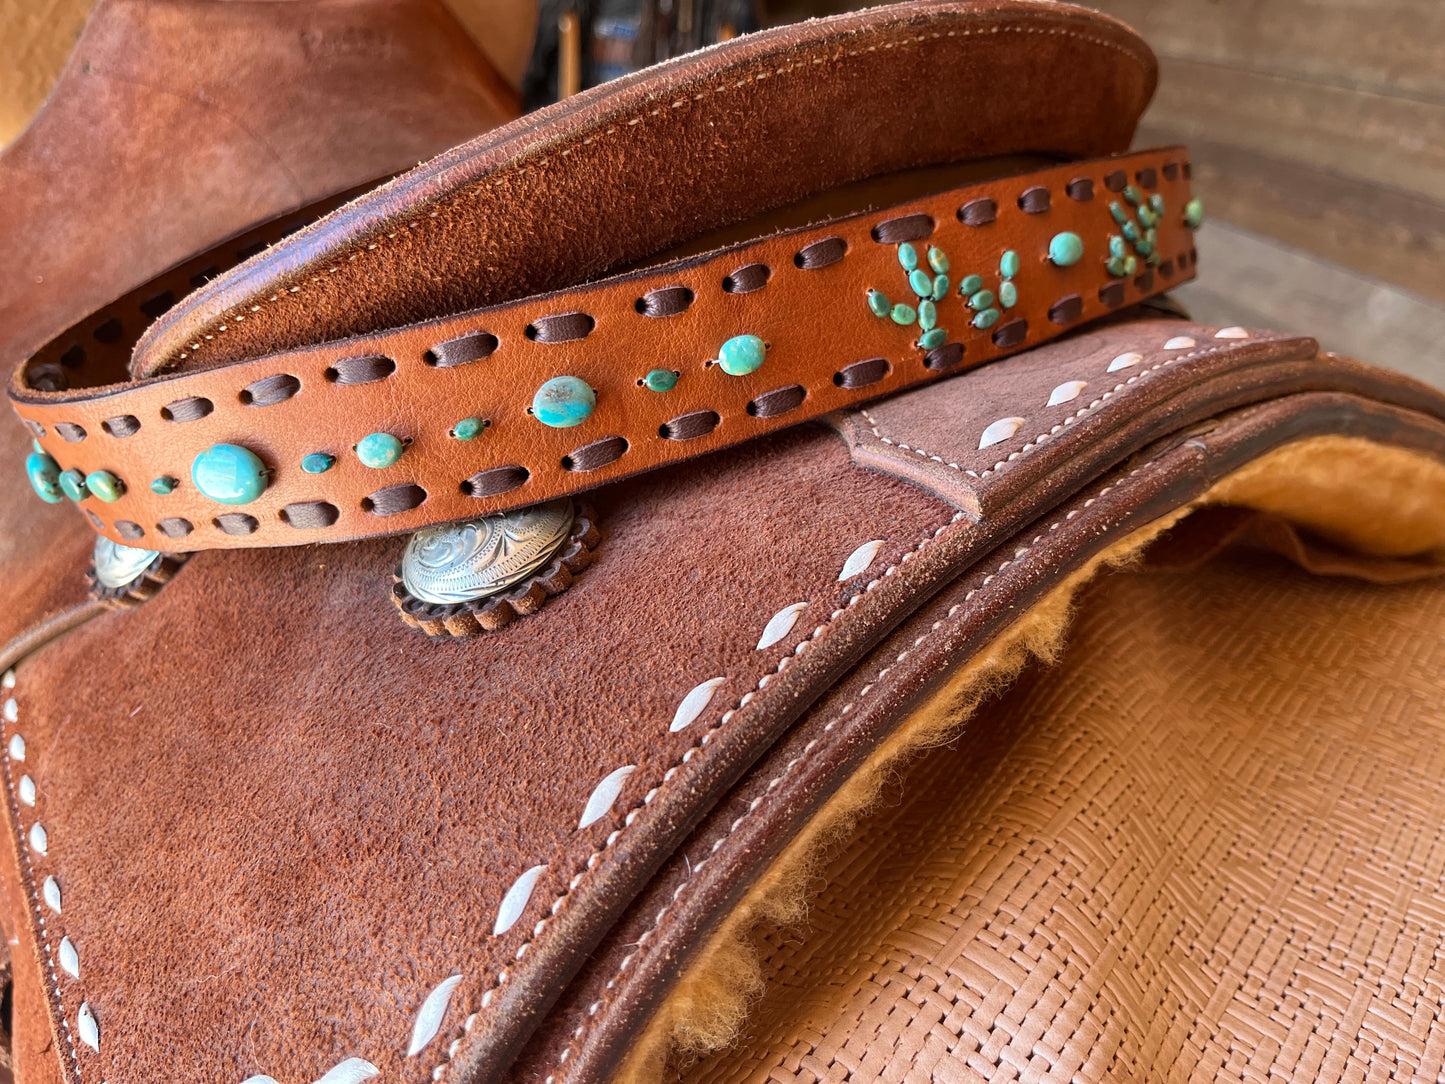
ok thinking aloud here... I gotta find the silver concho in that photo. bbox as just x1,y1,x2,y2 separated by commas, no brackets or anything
92,536,161,589
401,500,575,605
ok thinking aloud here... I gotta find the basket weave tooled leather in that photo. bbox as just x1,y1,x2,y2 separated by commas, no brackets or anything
2,3,1444,1084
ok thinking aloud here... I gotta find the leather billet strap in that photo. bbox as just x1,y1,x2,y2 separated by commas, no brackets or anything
12,147,1197,552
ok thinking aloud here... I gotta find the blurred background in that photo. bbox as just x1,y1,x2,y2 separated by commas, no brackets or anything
3,0,1441,387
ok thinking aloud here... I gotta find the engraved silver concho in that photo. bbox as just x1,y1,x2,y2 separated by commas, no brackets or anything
400,499,576,605
92,536,161,589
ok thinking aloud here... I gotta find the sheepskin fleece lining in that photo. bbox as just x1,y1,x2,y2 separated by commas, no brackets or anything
616,435,1445,1083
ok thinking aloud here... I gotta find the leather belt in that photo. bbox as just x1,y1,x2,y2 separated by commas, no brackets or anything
11,147,1197,551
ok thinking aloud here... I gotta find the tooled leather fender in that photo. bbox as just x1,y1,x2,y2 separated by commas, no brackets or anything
3,319,1445,1084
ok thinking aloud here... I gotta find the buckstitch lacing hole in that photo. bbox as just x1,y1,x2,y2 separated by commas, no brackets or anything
722,264,770,293
240,374,300,406
426,332,498,368
326,355,396,384
794,238,846,270
526,313,594,343
160,397,214,423
635,287,694,318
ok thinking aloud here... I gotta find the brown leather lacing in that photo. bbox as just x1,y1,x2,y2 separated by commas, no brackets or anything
101,414,140,438
1048,294,1083,324
722,264,770,293
957,197,997,226
461,466,529,498
279,501,340,529
159,396,213,422
869,214,934,244
1017,185,1051,214
240,374,301,406
426,331,499,368
659,410,720,441
526,313,595,343
325,355,395,384
833,358,889,390
363,484,427,516
635,287,694,318
746,386,806,419
793,238,847,270
562,437,628,473
1065,177,1095,201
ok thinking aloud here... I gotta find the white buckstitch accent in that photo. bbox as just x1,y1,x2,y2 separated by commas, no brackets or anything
495,865,548,936
559,471,1140,1068
578,766,637,830
757,603,809,651
18,774,35,805
838,539,885,582
407,975,465,1057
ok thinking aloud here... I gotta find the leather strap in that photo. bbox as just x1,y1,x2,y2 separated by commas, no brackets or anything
12,148,1197,552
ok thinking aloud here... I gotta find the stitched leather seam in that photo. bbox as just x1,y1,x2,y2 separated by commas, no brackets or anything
0,673,88,1080
167,17,1150,368
858,336,1242,481
430,508,969,1080
554,465,1151,1074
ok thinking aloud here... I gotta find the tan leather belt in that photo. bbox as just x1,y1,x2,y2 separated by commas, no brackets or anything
12,148,1196,551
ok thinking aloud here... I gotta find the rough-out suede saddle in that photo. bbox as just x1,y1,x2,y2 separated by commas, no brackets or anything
3,3,1445,1083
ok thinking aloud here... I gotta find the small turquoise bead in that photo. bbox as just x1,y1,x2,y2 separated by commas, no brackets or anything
192,443,268,505
1108,235,1127,259
918,328,947,350
999,250,1021,279
890,303,917,326
897,243,919,272
931,275,949,301
968,289,995,311
1146,250,1163,267
918,299,937,331
1148,193,1165,214
867,289,891,317
998,281,1018,308
150,476,177,495
716,336,767,378
1109,201,1129,225
1047,231,1085,267
908,269,934,298
25,452,62,504
1134,240,1155,257
642,369,679,393
356,432,405,468
532,375,598,424
451,416,487,439
1144,227,1157,245
59,469,88,502
302,453,336,474
927,247,949,274
1124,255,1139,276
1123,184,1142,206
1137,205,1158,228
1106,256,1128,278
85,470,124,503
959,274,984,296
972,307,1000,330
1184,197,1205,229
1122,221,1141,242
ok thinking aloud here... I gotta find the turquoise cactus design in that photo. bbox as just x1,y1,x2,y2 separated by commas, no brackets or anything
1106,188,1166,278
954,247,1020,330
866,242,953,351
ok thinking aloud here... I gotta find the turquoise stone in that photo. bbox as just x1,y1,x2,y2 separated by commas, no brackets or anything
1123,184,1142,206
972,307,1000,330
897,243,919,272
968,289,995,311
959,274,984,296
890,303,917,326
1109,201,1129,225
1148,193,1165,214
918,328,946,350
532,374,598,422
1144,227,1158,245
1146,250,1163,267
452,416,487,439
999,250,1021,279
908,269,934,298
302,452,335,474
927,247,949,274
931,275,949,301
59,468,88,502
1106,256,1128,278
25,452,62,504
642,369,679,393
85,470,124,503
716,336,767,377
1047,231,1085,267
867,289,891,317
1184,197,1205,229
1137,205,1158,228
1124,255,1139,275
998,281,1018,308
150,476,177,496
918,299,937,331
1134,240,1155,257
192,443,268,505
1108,235,1127,259
356,432,405,468
1122,221,1141,242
